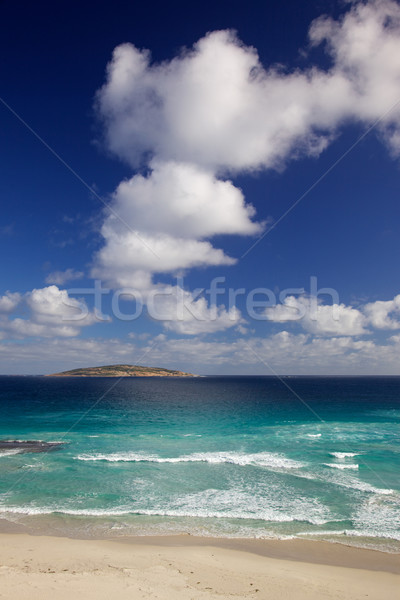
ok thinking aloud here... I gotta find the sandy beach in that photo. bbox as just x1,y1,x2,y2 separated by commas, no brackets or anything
0,533,398,600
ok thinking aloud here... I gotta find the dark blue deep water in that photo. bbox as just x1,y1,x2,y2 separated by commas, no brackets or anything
0,376,399,550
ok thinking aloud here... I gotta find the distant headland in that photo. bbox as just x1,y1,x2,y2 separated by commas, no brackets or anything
46,364,196,377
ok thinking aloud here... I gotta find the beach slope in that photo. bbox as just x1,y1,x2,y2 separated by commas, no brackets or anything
0,534,398,600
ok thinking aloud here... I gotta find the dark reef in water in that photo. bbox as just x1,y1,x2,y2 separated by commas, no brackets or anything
0,440,63,454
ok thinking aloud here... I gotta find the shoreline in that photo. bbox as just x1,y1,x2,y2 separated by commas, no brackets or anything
0,531,398,599
1,525,399,573
115,534,400,573
1,514,399,558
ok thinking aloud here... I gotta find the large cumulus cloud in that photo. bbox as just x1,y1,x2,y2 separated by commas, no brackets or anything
92,0,400,333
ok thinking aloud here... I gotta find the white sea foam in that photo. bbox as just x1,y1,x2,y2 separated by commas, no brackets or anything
306,434,322,438
297,529,400,551
0,449,23,457
22,462,45,470
324,463,359,470
123,508,327,524
343,480,394,495
343,529,400,543
0,504,328,525
75,451,304,469
318,470,395,495
0,483,332,527
279,463,394,496
3,500,398,544
329,452,361,459
351,493,400,542
0,505,130,517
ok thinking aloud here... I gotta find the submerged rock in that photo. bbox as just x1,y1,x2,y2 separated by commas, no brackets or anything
0,440,63,454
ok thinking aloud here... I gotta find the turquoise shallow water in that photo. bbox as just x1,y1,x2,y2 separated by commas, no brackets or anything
0,376,399,550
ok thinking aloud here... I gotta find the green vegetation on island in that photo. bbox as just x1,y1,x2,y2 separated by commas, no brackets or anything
46,364,196,377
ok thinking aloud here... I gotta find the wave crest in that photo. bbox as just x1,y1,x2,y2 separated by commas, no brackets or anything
329,452,361,459
75,451,304,469
324,463,359,470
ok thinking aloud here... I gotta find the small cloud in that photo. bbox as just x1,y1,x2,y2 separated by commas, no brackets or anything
45,268,84,285
128,332,150,340
364,295,400,330
0,291,21,313
236,324,248,335
62,213,83,225
265,295,368,336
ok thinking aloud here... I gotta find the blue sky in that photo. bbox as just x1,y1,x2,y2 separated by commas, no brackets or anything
2,0,400,374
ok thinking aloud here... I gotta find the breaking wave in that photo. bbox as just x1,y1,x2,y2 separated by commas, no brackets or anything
75,451,304,469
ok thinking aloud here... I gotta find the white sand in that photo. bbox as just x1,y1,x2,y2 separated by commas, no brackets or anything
0,534,399,599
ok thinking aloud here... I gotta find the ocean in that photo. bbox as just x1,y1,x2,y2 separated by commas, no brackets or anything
0,375,399,551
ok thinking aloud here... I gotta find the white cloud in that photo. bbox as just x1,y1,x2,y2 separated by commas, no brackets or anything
129,331,399,375
96,31,334,171
96,1,400,172
110,161,262,239
92,160,262,289
264,292,400,336
265,295,368,336
0,292,21,313
0,337,139,374
45,268,84,285
147,284,242,334
3,318,80,339
0,329,398,375
96,31,328,171
363,294,400,329
92,0,400,335
309,0,400,154
92,231,235,290
5,3,396,349
3,324,400,375
0,283,242,340
26,286,95,327
0,286,97,340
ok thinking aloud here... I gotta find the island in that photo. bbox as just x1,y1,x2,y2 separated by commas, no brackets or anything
46,364,196,377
